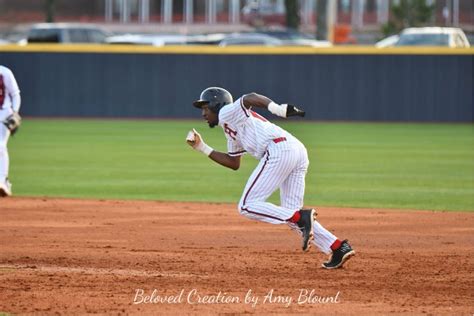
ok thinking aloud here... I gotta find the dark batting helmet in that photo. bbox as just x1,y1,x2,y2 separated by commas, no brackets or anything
193,87,233,114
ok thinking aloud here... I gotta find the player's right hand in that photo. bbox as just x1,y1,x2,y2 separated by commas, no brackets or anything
186,129,213,156
186,128,201,148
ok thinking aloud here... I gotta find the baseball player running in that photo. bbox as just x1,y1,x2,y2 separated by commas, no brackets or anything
187,87,355,269
0,65,22,197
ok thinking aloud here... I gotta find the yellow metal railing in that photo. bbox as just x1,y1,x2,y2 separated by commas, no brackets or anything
1,44,473,55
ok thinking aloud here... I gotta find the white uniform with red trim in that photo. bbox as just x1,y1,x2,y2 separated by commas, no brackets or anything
0,65,21,186
218,96,338,254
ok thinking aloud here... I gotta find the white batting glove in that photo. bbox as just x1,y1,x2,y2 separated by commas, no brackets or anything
186,128,213,156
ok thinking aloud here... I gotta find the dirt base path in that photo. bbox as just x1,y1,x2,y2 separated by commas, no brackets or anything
0,198,473,315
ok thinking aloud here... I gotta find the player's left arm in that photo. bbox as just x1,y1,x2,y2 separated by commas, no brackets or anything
11,93,21,113
242,93,305,118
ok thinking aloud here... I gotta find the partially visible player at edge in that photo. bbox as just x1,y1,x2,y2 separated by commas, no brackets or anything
0,65,22,197
186,87,355,269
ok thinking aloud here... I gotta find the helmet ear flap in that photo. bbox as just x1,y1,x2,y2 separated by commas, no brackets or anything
209,103,222,114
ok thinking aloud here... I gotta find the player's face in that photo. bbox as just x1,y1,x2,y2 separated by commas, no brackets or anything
201,105,218,128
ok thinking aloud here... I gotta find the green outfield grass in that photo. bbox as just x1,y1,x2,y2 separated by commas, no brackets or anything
8,119,474,211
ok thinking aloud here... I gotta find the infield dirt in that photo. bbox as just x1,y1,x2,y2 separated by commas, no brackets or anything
1,198,473,315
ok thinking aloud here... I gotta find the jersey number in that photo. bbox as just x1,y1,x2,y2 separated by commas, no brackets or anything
224,123,237,140
0,75,4,109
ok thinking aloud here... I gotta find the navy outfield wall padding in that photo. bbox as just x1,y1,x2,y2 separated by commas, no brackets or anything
0,51,472,122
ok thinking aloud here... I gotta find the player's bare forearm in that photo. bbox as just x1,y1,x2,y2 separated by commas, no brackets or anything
209,151,241,170
242,93,305,118
186,129,239,170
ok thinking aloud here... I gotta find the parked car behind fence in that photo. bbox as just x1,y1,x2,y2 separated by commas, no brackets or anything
27,23,110,44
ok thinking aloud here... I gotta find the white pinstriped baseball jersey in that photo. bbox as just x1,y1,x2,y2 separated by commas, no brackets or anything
218,96,294,159
218,95,337,254
0,66,21,121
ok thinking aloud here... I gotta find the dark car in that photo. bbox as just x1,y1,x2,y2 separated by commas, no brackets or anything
256,28,332,47
218,33,282,46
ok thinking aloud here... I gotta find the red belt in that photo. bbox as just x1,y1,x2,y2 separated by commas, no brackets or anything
273,137,287,143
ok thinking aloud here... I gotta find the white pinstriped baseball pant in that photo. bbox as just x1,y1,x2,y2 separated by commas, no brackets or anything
238,138,337,254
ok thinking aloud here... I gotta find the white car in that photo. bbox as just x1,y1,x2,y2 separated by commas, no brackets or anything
27,23,110,44
395,27,470,48
375,34,400,48
105,34,188,46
